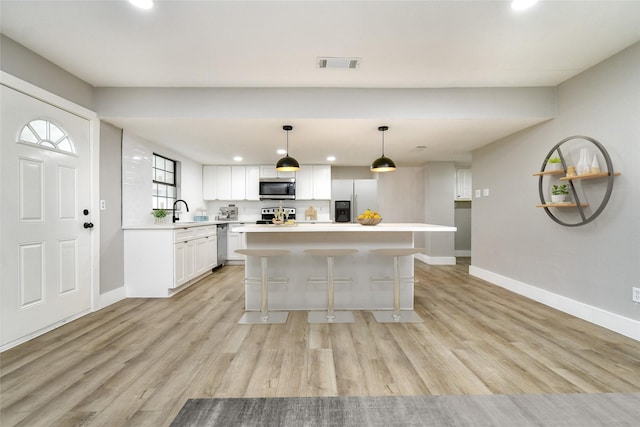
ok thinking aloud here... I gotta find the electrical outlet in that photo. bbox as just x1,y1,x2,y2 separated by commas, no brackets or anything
633,287,640,303
483,188,490,197
100,200,106,210
475,189,481,198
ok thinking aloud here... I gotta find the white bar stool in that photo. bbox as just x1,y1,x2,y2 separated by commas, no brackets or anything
370,248,424,323
235,249,290,324
304,248,358,323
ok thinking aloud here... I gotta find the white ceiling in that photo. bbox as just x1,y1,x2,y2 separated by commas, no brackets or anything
2,0,639,166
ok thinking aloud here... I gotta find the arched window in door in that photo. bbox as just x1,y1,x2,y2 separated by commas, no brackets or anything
18,119,77,155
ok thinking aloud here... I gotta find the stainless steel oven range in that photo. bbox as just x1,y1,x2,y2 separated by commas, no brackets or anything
256,207,296,224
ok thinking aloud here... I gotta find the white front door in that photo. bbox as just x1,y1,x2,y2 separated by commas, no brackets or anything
1,84,93,348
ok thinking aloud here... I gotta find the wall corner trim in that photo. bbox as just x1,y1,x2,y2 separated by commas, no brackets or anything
99,286,127,309
416,254,457,265
469,265,640,342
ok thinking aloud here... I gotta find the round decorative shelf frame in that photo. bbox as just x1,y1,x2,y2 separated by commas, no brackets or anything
537,135,617,227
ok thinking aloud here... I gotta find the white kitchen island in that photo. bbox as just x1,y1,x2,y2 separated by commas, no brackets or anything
232,223,456,311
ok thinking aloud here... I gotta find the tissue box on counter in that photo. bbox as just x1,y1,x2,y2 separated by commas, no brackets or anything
193,216,209,222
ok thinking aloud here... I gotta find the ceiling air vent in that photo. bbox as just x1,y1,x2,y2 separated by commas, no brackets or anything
317,57,360,69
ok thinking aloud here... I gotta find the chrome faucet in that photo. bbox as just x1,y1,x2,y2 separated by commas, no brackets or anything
172,199,189,223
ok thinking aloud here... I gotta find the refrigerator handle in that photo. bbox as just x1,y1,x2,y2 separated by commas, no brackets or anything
352,195,357,223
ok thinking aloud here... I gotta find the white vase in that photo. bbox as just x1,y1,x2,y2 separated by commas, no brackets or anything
591,154,601,174
576,148,590,176
551,194,566,203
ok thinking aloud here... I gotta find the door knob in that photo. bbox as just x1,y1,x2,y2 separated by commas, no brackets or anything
83,222,94,229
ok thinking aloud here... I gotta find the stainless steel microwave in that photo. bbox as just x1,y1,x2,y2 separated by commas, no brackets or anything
259,178,296,200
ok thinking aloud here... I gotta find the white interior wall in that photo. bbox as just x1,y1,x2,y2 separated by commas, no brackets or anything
423,162,456,262
122,131,205,226
471,43,640,338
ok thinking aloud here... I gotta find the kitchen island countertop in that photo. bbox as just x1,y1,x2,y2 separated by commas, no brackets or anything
237,221,456,312
233,222,456,233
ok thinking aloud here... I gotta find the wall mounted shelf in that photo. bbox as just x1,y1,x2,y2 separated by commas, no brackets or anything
532,170,565,177
535,135,620,227
536,203,589,208
559,172,620,181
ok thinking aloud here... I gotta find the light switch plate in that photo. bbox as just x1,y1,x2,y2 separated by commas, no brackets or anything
475,189,481,198
483,188,490,197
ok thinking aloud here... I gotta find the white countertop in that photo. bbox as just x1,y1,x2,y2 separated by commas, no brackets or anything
122,220,238,230
233,222,456,233
122,220,335,230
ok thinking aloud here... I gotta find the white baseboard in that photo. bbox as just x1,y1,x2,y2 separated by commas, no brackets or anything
415,254,457,265
469,265,640,342
0,309,90,352
99,286,127,309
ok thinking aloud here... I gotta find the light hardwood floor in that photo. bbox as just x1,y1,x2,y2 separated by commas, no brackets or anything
2,260,639,426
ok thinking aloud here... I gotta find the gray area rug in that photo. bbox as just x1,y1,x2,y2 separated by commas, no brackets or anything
171,393,640,426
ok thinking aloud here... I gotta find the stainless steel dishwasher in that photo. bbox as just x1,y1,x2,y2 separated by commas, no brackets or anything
216,223,228,267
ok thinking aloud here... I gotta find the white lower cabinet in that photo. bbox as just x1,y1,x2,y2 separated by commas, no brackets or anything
174,239,195,288
190,226,218,280
124,224,218,297
205,235,218,270
227,224,246,262
193,234,218,277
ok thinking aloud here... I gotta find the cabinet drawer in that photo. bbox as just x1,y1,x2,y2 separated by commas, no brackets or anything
194,225,217,238
174,228,195,243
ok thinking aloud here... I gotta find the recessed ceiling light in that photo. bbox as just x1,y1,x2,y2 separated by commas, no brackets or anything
277,149,287,155
511,0,538,11
129,0,153,10
233,156,243,162
327,156,336,162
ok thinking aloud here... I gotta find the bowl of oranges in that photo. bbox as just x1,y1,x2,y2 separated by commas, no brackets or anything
357,209,382,226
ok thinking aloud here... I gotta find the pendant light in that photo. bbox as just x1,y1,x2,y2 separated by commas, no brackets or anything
276,125,300,172
370,126,396,172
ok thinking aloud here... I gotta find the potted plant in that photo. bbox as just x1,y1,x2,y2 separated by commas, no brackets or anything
547,157,562,171
551,184,569,203
152,208,167,224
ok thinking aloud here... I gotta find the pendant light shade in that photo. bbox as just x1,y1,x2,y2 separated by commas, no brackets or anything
370,126,396,172
276,125,300,172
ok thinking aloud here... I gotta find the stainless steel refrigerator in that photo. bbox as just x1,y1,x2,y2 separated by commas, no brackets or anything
331,179,378,223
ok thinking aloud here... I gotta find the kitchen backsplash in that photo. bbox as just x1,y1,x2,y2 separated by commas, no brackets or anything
206,200,332,222
122,134,155,226
122,131,333,225
122,131,203,226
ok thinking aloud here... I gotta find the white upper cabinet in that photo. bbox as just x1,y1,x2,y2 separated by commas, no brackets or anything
231,165,246,200
204,165,261,201
295,167,313,200
259,164,277,178
202,165,217,200
260,164,295,178
455,168,472,200
202,165,231,200
232,165,260,201
312,165,332,200
205,164,329,201
295,165,331,200
245,166,260,200
216,166,232,200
